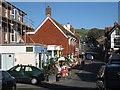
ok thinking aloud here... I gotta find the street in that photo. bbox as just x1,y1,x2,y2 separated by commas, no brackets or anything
17,60,104,90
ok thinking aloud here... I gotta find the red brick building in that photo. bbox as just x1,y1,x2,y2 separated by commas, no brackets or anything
23,6,77,60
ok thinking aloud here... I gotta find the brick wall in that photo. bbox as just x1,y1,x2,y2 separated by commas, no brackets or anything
2,6,5,16
24,19,69,55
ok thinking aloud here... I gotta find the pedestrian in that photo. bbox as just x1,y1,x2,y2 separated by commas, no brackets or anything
61,67,68,80
56,65,62,81
61,63,66,70
65,67,68,77
69,63,72,74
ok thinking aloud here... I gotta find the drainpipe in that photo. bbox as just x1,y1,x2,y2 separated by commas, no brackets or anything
35,53,37,67
68,37,70,58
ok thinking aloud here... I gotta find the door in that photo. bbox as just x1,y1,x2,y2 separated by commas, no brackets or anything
1,54,14,70
9,66,25,81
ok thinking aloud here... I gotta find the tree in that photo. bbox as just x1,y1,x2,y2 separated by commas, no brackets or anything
87,28,105,40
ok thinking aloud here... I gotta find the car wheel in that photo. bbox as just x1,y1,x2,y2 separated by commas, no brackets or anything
31,77,37,84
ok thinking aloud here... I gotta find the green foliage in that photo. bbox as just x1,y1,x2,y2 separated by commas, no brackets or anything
87,28,105,39
75,29,90,39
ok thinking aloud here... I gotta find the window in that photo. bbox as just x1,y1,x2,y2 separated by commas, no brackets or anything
48,51,52,56
15,66,21,71
10,33,15,42
54,51,57,57
25,67,32,71
5,8,7,17
12,9,14,14
116,28,120,35
114,38,120,46
18,11,22,21
2,71,10,78
15,9,17,20
11,9,14,19
26,47,33,52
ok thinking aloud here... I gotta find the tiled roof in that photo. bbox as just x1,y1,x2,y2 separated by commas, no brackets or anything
51,18,77,39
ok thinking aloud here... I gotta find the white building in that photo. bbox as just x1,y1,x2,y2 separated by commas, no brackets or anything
107,23,120,50
0,44,47,70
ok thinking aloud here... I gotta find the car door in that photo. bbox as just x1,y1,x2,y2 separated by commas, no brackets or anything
24,66,33,79
9,66,25,80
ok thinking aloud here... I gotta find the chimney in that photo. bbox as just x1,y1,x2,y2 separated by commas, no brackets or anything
114,21,118,26
46,6,51,17
67,23,70,30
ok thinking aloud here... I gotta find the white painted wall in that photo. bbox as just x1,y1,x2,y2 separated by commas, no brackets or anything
0,46,26,53
16,53,36,66
111,30,115,49
110,29,120,50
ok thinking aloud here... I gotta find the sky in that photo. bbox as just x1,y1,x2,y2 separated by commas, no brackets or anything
9,2,118,29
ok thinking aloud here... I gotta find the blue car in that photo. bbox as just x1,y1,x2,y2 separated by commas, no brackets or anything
86,54,93,60
0,70,16,90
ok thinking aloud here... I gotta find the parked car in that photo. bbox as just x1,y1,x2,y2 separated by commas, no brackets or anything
97,65,120,90
107,53,120,64
0,70,16,90
7,65,45,84
108,59,120,65
86,54,94,60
